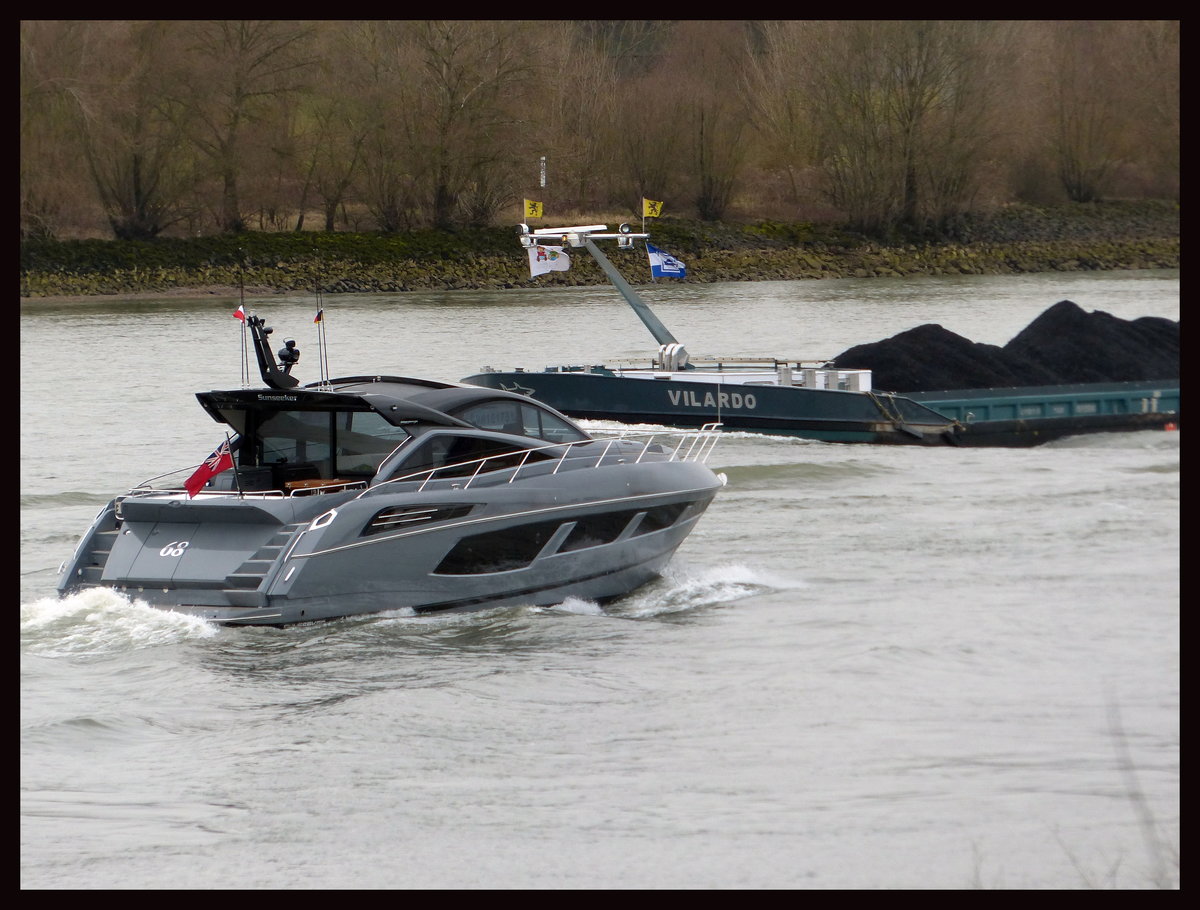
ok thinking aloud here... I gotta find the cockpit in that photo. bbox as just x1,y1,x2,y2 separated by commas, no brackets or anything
198,386,590,494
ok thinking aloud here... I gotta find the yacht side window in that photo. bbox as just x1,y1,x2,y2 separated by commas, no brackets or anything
518,403,587,443
452,399,587,444
389,434,549,481
335,410,410,475
452,400,526,436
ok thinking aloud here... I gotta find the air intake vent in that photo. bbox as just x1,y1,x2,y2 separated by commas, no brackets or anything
363,504,475,536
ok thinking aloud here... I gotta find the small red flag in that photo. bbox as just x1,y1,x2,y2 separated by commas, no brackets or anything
314,307,324,324
234,305,247,322
184,440,234,498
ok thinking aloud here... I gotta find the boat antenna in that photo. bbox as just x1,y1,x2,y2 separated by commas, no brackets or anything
313,251,330,387
238,249,250,387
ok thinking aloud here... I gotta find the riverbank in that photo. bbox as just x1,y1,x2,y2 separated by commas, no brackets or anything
20,285,286,305
20,201,1179,302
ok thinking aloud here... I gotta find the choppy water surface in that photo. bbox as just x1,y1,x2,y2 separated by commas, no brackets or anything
21,272,1178,889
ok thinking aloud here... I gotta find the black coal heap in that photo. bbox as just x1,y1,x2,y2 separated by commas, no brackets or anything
832,300,1179,393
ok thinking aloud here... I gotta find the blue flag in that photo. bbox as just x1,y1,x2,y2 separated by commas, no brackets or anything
646,243,687,279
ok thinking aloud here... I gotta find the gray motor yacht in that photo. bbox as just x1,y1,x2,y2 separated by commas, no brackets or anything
56,312,725,626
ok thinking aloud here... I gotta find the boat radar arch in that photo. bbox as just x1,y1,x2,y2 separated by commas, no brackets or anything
246,314,300,390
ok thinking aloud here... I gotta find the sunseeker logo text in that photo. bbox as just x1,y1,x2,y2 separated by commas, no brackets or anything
668,389,757,410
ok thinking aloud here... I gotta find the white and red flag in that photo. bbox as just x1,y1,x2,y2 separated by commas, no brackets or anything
528,244,570,277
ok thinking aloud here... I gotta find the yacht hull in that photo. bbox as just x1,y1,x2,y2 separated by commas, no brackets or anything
58,461,721,626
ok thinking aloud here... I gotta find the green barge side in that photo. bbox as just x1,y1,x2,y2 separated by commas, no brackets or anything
908,379,1179,446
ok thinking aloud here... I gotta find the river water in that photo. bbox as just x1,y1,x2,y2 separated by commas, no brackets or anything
20,270,1179,889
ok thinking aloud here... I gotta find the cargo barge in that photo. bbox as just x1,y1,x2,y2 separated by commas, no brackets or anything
464,224,1179,447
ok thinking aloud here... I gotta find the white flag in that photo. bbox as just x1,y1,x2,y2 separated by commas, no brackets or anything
528,244,571,277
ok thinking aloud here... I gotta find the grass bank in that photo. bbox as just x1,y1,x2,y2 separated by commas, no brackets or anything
20,201,1179,300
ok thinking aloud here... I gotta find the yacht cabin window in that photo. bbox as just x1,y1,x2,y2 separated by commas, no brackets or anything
391,434,551,481
251,408,411,478
257,410,333,470
451,399,586,443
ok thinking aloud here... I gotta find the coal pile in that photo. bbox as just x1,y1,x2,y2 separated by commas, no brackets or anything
832,300,1180,393
1005,300,1180,384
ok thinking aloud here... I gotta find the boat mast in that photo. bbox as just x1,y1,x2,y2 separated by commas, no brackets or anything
521,223,679,347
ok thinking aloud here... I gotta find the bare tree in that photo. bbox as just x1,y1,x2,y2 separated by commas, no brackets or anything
290,22,370,232
601,23,687,213
534,24,622,214
1121,20,1179,197
341,22,418,232
569,22,678,213
408,21,537,229
18,19,1183,238
168,20,314,233
343,21,537,231
905,21,1014,232
796,22,906,233
307,102,366,232
740,21,820,207
66,21,199,240
1040,21,1134,202
20,21,95,239
612,101,684,216
1029,20,1177,204
796,21,1007,236
662,22,752,221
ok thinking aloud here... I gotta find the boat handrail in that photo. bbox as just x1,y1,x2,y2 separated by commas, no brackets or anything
121,487,289,501
123,475,367,500
662,355,835,367
119,483,370,501
355,424,722,499
130,464,205,490
532,357,847,375
127,426,720,503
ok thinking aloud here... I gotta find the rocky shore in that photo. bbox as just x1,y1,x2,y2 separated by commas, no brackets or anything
19,201,1179,302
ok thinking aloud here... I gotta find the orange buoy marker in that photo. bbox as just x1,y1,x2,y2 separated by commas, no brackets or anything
1164,422,1177,431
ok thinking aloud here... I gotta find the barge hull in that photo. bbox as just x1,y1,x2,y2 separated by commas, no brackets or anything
910,380,1179,446
465,373,1178,447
